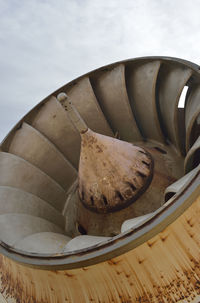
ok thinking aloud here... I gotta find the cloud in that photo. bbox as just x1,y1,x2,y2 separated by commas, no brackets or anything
0,0,200,141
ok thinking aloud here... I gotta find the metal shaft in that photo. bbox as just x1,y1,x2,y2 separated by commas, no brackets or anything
57,92,88,134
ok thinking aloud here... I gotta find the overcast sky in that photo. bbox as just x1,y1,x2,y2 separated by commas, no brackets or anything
1,0,200,142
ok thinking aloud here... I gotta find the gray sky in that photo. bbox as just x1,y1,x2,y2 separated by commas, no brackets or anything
1,0,200,142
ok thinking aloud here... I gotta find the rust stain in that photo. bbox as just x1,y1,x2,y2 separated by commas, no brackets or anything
107,259,121,266
96,145,103,153
1,195,200,302
64,272,74,277
79,128,154,215
147,239,157,248
160,235,169,242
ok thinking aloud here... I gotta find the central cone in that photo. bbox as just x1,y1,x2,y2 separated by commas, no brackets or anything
57,92,154,214
79,129,153,213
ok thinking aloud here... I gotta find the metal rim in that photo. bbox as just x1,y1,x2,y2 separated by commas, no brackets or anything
0,56,200,269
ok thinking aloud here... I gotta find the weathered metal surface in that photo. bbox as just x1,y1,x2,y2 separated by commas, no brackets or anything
8,122,77,190
57,92,88,134
0,186,65,228
158,64,192,154
185,136,200,173
57,93,153,214
126,60,165,142
75,141,183,236
63,235,111,252
0,192,200,302
64,77,113,136
165,166,199,202
31,96,81,169
15,232,71,254
0,169,199,268
0,152,66,211
78,129,153,213
185,84,200,151
121,212,155,233
0,293,7,303
0,56,200,302
90,64,142,141
0,213,65,246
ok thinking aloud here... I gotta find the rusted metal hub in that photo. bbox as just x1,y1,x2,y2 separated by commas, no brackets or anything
79,129,154,213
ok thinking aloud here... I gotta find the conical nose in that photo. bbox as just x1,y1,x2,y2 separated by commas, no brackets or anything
57,92,154,214
79,129,154,213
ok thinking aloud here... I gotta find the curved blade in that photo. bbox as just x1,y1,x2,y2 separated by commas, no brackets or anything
126,60,164,142
0,214,64,246
31,96,81,169
14,232,71,253
185,85,200,151
164,166,199,201
0,152,66,211
65,77,113,136
90,64,142,142
63,235,111,252
0,186,65,228
158,64,192,153
8,122,77,191
184,136,200,173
